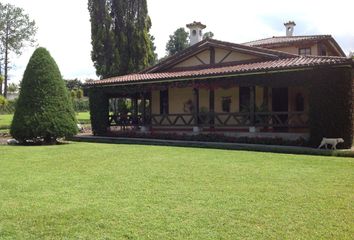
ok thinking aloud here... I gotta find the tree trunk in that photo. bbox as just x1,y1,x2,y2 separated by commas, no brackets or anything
0,61,2,95
4,45,8,98
4,23,9,98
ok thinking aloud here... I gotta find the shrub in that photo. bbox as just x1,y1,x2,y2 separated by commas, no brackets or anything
10,47,78,144
0,95,8,106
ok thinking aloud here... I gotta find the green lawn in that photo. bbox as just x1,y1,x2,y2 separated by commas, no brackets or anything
0,112,90,129
0,143,353,239
0,114,13,129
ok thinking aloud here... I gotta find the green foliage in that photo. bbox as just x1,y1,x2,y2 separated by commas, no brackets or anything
309,68,353,148
70,90,77,99
0,95,7,106
88,0,156,78
0,143,353,239
7,83,18,93
0,99,16,114
0,3,37,97
64,78,83,90
165,27,189,56
72,99,90,112
203,31,214,39
10,47,78,143
76,89,83,99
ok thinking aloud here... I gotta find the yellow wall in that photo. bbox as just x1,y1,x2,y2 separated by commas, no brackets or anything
214,87,239,112
271,44,318,55
173,50,210,68
223,51,258,63
151,90,160,114
199,89,209,111
173,47,261,68
168,87,194,114
215,48,258,63
152,85,289,115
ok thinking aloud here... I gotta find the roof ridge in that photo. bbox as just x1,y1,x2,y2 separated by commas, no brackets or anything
243,34,333,45
298,55,348,60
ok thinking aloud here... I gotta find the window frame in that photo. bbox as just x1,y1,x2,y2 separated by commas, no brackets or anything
298,47,311,56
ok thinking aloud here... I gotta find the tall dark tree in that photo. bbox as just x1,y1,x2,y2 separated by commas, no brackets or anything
0,3,37,97
88,0,156,78
88,0,119,78
165,27,189,56
11,48,77,144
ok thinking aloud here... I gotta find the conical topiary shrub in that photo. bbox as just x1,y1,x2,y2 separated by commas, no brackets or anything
10,47,78,143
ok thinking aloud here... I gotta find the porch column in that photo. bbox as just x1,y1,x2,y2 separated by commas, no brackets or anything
132,94,138,125
141,93,146,125
209,88,215,129
193,88,199,126
250,86,255,125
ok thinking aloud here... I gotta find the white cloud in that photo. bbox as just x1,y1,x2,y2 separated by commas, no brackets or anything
2,0,354,84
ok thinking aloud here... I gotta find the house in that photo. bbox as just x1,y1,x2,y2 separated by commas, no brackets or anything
86,21,353,147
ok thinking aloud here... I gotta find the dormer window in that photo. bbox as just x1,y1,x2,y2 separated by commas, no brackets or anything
319,44,327,56
299,48,311,56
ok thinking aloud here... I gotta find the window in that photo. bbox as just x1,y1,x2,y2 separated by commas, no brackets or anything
299,48,311,56
295,93,304,111
192,30,197,36
239,87,251,112
160,89,169,114
319,45,327,56
222,97,231,112
199,30,202,36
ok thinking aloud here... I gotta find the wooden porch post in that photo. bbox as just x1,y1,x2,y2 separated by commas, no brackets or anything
141,93,146,125
193,88,199,126
209,88,215,129
132,94,138,125
250,86,255,125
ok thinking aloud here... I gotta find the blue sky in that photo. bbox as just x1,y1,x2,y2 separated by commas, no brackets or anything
3,0,354,84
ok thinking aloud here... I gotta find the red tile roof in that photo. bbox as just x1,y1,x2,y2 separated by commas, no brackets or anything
243,35,333,47
87,56,351,86
243,35,346,57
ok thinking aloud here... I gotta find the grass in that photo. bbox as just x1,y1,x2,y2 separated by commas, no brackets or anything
0,143,353,239
0,114,13,129
0,112,91,129
76,111,90,124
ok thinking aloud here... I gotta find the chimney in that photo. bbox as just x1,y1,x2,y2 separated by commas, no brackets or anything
186,21,206,45
284,21,296,36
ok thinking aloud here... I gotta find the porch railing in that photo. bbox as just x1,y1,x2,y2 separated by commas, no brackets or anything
150,111,308,128
109,111,308,128
109,114,146,126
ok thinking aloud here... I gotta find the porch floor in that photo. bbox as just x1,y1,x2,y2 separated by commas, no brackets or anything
69,134,353,157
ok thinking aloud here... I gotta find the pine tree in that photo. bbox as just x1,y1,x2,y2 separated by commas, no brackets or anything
10,48,78,144
88,0,156,78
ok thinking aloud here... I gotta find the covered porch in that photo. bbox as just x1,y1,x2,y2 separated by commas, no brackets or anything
103,72,310,140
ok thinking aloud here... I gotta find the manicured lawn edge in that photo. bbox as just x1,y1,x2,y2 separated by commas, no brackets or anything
69,135,354,158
